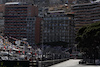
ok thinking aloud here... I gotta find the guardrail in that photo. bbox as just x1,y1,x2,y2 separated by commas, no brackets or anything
0,58,69,67
30,61,38,67
38,58,69,67
0,61,29,67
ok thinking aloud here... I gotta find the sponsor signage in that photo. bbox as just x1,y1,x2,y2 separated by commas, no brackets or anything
0,61,29,67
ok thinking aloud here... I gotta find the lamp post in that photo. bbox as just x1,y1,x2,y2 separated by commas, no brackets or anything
41,20,44,61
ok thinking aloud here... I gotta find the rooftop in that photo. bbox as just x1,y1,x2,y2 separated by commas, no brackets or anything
5,2,26,5
95,0,100,2
72,1,100,7
72,0,100,6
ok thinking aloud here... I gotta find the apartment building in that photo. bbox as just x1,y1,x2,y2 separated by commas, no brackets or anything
4,2,42,45
71,1,100,32
0,4,5,34
43,11,75,45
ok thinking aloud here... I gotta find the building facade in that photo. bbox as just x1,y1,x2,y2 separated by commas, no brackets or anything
4,2,41,45
71,1,100,32
43,12,75,45
0,4,5,34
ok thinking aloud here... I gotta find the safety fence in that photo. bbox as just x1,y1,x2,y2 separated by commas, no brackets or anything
29,58,69,67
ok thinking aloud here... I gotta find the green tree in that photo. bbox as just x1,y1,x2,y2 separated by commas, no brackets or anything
76,22,100,60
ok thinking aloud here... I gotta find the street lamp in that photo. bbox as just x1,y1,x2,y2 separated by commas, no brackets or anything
41,20,44,61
